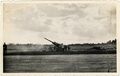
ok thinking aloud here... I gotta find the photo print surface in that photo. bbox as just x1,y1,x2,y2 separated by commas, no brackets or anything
3,3,116,72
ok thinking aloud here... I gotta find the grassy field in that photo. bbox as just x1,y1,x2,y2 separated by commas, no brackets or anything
4,43,116,72
4,54,116,72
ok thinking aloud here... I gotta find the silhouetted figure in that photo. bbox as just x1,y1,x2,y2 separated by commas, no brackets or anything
3,42,7,55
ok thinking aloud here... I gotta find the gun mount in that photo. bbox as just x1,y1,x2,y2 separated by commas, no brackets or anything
44,38,70,52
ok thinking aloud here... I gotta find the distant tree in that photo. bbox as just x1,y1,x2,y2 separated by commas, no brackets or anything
111,39,116,44
107,40,112,44
106,39,116,44
9,43,14,45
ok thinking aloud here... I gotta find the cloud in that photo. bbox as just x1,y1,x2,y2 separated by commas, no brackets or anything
37,4,87,18
4,3,116,44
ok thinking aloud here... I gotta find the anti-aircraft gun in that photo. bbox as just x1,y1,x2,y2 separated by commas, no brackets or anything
44,38,70,52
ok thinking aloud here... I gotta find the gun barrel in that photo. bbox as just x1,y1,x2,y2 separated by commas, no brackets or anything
44,38,53,43
44,38,60,46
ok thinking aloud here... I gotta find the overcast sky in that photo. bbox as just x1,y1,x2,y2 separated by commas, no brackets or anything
4,3,116,44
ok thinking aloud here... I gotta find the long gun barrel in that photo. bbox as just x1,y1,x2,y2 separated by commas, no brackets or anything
44,38,54,43
44,38,60,47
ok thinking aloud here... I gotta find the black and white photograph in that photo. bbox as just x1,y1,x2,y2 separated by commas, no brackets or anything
3,2,116,73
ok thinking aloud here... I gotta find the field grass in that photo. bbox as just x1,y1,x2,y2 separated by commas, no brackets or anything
4,43,116,72
4,54,116,72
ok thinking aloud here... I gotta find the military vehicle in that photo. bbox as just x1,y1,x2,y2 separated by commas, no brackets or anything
44,38,70,52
